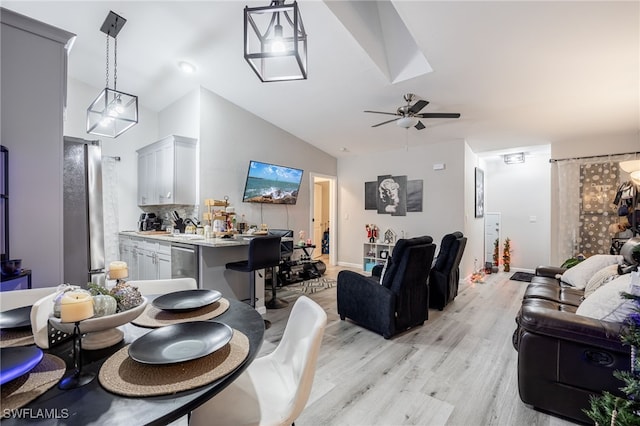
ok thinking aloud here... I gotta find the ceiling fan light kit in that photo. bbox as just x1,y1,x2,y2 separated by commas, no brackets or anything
396,116,419,128
365,93,460,131
244,0,307,82
86,11,138,138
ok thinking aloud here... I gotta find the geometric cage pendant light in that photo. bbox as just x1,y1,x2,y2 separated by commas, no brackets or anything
244,0,307,82
87,11,138,138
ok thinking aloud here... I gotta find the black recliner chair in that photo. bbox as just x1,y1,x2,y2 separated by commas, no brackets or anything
429,231,467,310
337,236,436,339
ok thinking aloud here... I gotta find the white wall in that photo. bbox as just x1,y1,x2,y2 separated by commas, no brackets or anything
64,78,159,232
337,140,469,274
483,148,552,270
463,143,485,276
151,86,339,234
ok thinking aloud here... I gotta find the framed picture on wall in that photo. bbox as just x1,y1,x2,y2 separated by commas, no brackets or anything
475,167,484,218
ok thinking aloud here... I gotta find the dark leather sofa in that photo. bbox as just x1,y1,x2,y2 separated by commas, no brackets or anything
337,236,436,339
513,267,628,424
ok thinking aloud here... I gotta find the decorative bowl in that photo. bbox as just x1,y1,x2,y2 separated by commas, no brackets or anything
1,259,22,276
49,297,148,350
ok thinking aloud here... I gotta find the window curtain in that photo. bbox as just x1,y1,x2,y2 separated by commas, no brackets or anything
102,157,120,268
554,153,635,263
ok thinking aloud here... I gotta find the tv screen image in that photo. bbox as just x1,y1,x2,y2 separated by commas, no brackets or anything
242,160,304,204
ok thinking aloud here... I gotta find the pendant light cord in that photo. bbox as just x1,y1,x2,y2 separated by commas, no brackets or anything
105,33,109,89
104,33,118,91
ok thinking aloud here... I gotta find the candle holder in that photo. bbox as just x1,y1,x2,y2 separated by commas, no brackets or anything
59,321,96,390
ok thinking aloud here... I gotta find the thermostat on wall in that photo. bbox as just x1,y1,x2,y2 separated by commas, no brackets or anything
433,163,446,171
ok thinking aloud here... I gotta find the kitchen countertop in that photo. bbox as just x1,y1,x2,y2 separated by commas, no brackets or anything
119,230,255,248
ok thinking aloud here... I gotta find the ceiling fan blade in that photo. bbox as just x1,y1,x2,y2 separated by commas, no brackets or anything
416,112,461,119
364,110,400,116
414,121,425,130
409,100,429,114
372,117,401,127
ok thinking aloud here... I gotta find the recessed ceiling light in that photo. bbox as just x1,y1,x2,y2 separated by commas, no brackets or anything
178,61,196,73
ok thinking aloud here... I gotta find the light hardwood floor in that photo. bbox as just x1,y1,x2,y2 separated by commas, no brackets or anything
261,267,576,426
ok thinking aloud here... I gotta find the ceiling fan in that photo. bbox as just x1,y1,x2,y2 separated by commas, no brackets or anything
365,93,460,130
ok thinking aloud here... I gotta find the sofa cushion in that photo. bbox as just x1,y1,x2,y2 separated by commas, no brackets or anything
583,264,620,298
560,254,622,289
575,274,634,322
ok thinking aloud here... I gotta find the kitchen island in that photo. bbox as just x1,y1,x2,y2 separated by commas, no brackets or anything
119,231,270,314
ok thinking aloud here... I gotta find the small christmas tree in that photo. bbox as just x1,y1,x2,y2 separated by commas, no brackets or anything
493,238,500,267
503,238,511,272
585,291,640,426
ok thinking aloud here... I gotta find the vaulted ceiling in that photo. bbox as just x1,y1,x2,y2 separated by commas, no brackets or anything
4,1,639,157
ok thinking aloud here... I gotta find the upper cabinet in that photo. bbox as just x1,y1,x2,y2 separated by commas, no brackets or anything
137,135,197,206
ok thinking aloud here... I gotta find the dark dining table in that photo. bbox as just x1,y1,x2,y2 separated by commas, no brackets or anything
2,298,265,426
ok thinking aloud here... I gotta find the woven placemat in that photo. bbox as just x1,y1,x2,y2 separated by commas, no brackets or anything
131,298,230,328
0,354,66,411
99,329,249,397
0,329,34,348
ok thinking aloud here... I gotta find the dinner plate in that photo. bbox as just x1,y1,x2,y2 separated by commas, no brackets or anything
128,321,233,364
0,305,32,330
152,289,222,312
0,346,44,385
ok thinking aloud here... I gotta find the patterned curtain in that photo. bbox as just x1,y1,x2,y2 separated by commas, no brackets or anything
102,157,120,266
555,154,632,263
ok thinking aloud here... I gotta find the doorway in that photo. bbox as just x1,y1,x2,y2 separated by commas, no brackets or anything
309,173,337,266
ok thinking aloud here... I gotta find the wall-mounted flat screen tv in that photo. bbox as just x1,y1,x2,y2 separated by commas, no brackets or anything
242,160,304,204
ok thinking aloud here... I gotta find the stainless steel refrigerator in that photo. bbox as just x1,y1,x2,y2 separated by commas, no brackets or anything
63,136,105,286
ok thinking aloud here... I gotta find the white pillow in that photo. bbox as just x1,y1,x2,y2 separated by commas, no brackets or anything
583,264,619,298
576,274,635,322
560,255,622,289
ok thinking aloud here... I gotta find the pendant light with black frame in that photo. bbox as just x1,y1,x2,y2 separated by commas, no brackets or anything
86,11,138,138
244,0,307,82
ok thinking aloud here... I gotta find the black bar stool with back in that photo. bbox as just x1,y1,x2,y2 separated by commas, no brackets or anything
225,235,287,324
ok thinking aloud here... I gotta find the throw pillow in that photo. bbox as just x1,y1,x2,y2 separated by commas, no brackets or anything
583,264,620,298
576,274,635,322
560,254,622,289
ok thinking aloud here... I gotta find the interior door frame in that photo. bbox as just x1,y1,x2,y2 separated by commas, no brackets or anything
309,173,337,266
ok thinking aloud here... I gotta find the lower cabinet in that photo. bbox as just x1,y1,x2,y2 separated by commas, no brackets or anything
119,236,171,281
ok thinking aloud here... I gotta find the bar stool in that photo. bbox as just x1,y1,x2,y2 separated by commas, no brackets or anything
225,235,284,311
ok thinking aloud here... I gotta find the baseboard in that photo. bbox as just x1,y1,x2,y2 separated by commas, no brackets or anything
338,261,362,270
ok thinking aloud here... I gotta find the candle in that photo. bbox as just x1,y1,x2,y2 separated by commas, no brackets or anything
60,291,94,323
109,261,128,280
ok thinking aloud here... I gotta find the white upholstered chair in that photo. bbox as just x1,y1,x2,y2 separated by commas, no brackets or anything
126,278,197,296
189,295,327,426
1,287,59,349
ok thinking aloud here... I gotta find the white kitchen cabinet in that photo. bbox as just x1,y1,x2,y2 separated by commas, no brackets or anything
118,236,171,280
137,135,197,206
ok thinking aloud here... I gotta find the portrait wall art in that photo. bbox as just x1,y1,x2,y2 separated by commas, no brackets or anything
364,175,423,216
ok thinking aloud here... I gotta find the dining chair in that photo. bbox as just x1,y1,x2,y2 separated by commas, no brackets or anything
1,287,59,349
189,295,328,426
0,287,58,311
126,277,197,296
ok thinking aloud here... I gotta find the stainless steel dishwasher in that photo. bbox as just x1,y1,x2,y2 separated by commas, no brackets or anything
171,242,199,286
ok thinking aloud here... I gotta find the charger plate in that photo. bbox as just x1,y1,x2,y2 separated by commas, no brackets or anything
0,329,34,348
99,329,248,397
132,297,229,328
129,321,232,364
0,354,66,411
